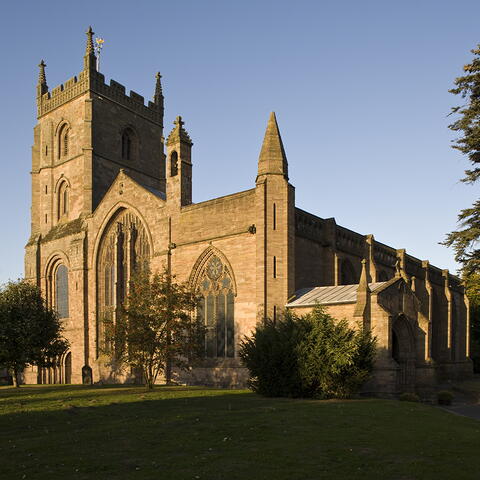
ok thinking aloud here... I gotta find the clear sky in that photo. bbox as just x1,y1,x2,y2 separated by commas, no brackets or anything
0,0,478,283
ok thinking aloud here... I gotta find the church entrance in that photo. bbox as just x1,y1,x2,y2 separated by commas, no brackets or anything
392,315,416,392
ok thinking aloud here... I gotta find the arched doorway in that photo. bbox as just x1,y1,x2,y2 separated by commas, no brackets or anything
64,352,72,384
392,315,416,392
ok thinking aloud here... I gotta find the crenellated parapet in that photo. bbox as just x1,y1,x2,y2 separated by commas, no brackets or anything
37,70,163,124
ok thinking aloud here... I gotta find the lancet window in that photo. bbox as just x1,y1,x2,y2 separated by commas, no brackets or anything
55,264,69,319
58,124,69,159
97,210,150,352
57,181,69,220
195,255,235,358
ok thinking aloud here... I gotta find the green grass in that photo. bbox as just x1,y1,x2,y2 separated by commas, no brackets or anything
0,385,479,479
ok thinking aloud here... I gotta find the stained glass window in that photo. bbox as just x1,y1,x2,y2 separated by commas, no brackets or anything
97,210,150,352
196,255,235,358
55,264,69,319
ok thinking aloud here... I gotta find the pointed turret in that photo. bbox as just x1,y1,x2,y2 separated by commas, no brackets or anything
166,116,193,206
354,259,371,323
37,60,48,97
83,26,97,71
166,116,193,146
257,112,288,181
154,72,164,107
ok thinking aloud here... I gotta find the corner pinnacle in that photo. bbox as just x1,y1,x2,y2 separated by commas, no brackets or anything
154,72,164,105
257,112,288,180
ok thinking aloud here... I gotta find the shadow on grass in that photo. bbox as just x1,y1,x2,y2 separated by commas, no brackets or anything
1,386,480,480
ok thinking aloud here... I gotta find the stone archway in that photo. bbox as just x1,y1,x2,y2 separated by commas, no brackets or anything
392,314,416,392
64,352,72,384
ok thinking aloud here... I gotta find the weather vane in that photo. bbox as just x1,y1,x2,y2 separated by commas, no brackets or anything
95,37,105,70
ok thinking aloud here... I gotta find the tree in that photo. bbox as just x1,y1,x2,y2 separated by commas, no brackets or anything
0,279,69,387
239,306,376,399
104,269,203,390
444,44,480,277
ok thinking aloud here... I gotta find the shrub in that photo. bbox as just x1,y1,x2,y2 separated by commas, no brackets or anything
437,390,454,406
399,392,420,402
239,306,376,399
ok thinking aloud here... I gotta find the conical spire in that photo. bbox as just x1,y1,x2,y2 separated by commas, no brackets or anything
154,72,163,102
358,259,370,292
83,26,97,71
37,60,48,96
257,112,288,180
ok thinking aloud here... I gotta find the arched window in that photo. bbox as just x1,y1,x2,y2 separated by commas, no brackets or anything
340,258,358,285
97,210,151,353
122,128,136,161
58,124,69,159
170,151,178,176
55,264,69,319
195,255,235,358
57,181,69,220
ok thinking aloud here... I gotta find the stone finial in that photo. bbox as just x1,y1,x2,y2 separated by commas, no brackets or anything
257,112,289,181
154,72,164,104
86,26,95,54
83,26,97,71
38,60,47,85
166,115,193,146
37,60,48,96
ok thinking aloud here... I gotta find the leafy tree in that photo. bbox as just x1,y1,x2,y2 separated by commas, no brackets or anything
104,269,203,390
444,44,480,277
0,279,68,387
239,306,376,399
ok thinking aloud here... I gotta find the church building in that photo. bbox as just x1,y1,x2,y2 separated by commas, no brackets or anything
24,28,472,395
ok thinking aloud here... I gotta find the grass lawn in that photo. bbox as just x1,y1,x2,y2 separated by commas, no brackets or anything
0,385,479,479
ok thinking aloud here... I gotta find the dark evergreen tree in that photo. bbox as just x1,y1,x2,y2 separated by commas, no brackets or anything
444,44,480,277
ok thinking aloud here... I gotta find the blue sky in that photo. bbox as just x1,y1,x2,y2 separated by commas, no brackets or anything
0,0,478,283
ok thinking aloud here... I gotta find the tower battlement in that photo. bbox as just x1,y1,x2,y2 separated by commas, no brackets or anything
37,69,163,125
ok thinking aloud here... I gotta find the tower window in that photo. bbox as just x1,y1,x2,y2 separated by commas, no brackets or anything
273,256,277,278
45,185,48,194
58,124,69,159
170,151,178,176
57,181,69,220
122,128,136,161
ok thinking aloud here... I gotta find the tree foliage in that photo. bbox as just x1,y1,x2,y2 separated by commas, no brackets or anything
0,279,68,386
239,306,376,399
104,269,203,389
444,44,480,277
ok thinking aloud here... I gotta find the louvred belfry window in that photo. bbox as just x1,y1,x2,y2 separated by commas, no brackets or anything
196,255,235,358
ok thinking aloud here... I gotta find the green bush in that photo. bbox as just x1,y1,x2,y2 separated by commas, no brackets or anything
399,392,420,402
437,390,454,406
239,306,376,399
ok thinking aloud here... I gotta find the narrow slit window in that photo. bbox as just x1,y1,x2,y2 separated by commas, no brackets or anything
273,203,276,230
45,185,48,194
273,305,277,323
273,256,277,278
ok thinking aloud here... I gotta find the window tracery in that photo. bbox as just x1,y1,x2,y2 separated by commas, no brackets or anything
97,210,150,353
194,254,235,358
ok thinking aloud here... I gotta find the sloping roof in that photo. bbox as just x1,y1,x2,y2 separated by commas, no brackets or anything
139,182,166,200
286,282,386,307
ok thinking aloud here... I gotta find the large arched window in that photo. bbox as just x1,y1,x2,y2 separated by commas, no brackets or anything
193,253,235,358
55,264,69,319
58,124,69,159
57,181,69,220
97,210,150,352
